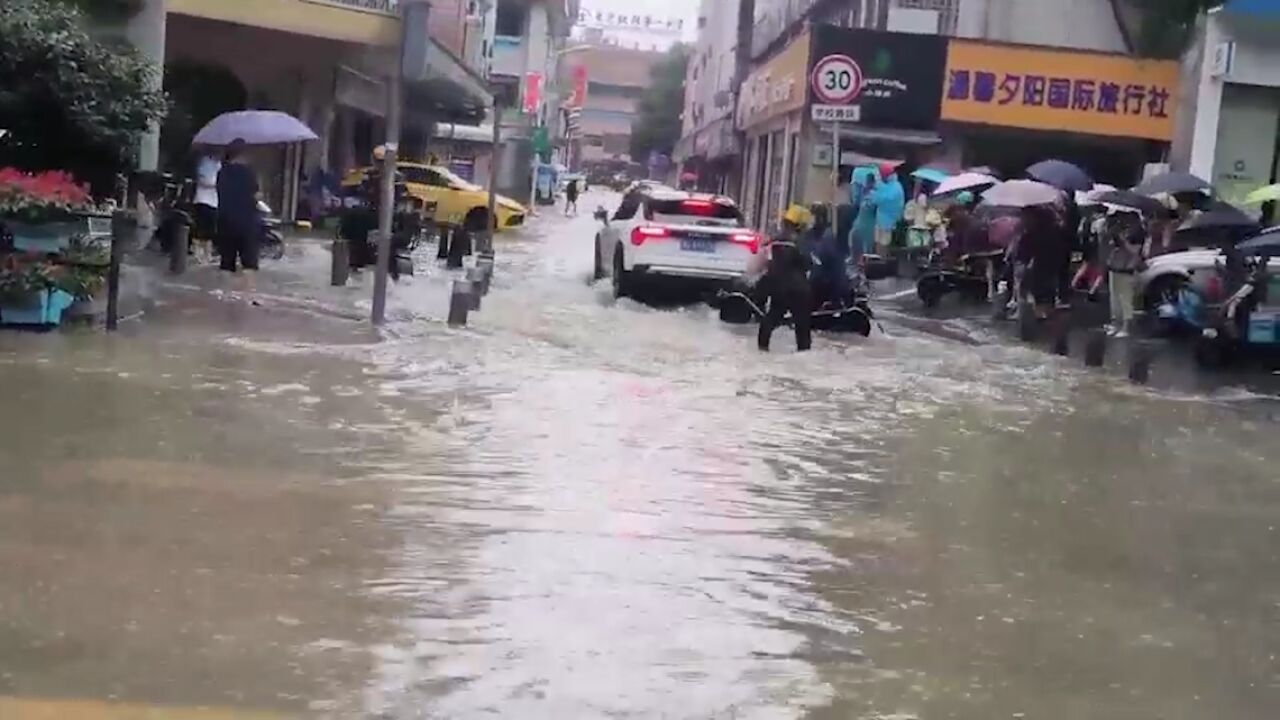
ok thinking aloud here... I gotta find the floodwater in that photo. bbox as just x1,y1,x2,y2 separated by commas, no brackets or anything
2,190,1279,718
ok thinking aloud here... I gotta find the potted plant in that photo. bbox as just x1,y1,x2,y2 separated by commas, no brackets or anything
0,168,94,253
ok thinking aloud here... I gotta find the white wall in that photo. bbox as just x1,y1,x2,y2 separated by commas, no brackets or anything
679,0,740,150
957,0,1128,52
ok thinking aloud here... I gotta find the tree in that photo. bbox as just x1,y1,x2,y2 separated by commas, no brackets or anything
0,0,166,190
630,45,690,166
1125,0,1223,58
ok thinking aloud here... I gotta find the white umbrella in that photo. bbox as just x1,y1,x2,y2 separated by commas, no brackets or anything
1076,183,1117,207
193,110,319,146
981,179,1061,209
933,172,999,197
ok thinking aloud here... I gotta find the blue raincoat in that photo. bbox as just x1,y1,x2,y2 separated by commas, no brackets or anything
849,168,878,257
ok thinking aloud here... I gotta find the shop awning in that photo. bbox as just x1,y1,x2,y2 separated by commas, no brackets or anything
336,36,492,125
836,126,942,146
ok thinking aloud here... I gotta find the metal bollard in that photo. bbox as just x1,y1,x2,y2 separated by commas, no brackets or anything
331,238,350,286
465,268,484,310
1084,329,1107,368
1017,298,1038,342
169,222,189,275
107,211,132,331
476,254,495,295
1128,340,1154,385
446,227,467,269
1049,310,1070,357
436,225,450,260
448,279,473,327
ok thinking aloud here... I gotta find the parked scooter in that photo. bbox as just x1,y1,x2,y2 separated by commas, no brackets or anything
1193,250,1280,368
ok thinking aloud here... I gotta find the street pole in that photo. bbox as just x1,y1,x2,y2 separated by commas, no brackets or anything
372,2,411,326
483,99,501,256
831,120,841,242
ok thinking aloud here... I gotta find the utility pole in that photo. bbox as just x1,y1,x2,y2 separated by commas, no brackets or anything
372,0,418,325
483,98,501,256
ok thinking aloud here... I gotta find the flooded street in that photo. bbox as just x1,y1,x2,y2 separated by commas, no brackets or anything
2,190,1280,718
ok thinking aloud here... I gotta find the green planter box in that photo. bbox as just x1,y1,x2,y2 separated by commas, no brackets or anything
3,219,82,253
0,289,74,327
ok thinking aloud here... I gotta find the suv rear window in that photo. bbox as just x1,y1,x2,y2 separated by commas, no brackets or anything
645,199,742,225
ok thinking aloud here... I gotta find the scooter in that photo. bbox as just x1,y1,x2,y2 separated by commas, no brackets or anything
1193,253,1279,368
714,264,876,337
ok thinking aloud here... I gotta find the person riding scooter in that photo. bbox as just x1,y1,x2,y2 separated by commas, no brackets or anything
759,205,814,353
806,203,852,309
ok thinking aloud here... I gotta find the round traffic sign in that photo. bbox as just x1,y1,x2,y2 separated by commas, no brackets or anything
811,54,863,105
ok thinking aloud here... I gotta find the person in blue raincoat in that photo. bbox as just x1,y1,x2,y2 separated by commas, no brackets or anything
849,167,878,260
870,163,906,256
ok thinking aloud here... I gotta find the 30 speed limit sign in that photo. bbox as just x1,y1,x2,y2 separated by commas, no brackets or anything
811,54,863,105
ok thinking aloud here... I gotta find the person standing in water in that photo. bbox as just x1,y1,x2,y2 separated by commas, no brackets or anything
565,178,579,216
215,139,261,276
758,205,814,353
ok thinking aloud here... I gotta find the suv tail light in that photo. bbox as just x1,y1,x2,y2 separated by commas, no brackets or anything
630,226,669,246
729,232,761,254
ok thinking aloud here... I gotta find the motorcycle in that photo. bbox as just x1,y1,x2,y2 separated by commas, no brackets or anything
154,176,285,261
1192,250,1280,368
714,263,875,337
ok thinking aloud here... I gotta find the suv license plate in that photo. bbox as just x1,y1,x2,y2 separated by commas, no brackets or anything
680,237,716,253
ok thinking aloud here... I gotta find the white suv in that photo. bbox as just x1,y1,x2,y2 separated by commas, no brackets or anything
592,190,762,298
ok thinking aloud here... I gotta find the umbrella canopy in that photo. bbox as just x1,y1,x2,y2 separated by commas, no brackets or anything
1244,184,1280,205
982,179,1062,209
1026,159,1092,192
193,110,319,146
1237,228,1280,255
933,172,999,197
1088,189,1166,215
1076,183,1116,207
965,166,1001,179
1133,171,1212,197
910,167,950,185
1177,202,1260,233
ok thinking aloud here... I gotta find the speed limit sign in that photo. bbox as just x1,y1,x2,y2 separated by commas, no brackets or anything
811,54,863,105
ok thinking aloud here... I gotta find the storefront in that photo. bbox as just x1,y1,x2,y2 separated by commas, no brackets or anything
800,26,951,206
939,40,1179,186
736,30,812,229
1179,1,1280,216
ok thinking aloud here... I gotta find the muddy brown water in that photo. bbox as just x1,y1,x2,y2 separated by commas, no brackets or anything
1,196,1278,718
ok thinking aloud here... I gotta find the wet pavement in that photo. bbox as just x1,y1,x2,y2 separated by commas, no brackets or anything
2,189,1280,718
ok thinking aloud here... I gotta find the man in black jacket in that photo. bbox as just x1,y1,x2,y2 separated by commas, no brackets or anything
759,205,814,352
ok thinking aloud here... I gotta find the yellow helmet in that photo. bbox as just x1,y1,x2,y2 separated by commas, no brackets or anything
782,204,813,229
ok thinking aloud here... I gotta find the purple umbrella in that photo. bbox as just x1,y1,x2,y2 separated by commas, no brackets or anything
193,110,318,146
1026,159,1093,193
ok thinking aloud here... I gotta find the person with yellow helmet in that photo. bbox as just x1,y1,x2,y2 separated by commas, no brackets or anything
758,204,815,352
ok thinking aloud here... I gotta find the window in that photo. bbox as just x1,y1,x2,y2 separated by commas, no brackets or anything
495,1,526,37
400,167,450,187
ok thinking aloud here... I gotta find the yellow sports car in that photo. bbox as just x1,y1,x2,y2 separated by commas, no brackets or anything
341,163,527,232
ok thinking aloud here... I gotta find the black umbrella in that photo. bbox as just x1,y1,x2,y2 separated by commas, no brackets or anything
1237,227,1280,255
1026,159,1092,192
1090,189,1166,215
1177,202,1260,233
1134,171,1212,197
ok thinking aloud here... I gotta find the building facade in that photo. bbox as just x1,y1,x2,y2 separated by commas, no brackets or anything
1175,1,1280,220
558,44,662,172
673,0,744,195
124,0,495,221
488,0,577,198
731,0,1175,229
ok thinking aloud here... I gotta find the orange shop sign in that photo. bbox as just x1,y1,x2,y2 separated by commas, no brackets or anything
737,31,812,130
940,40,1180,141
